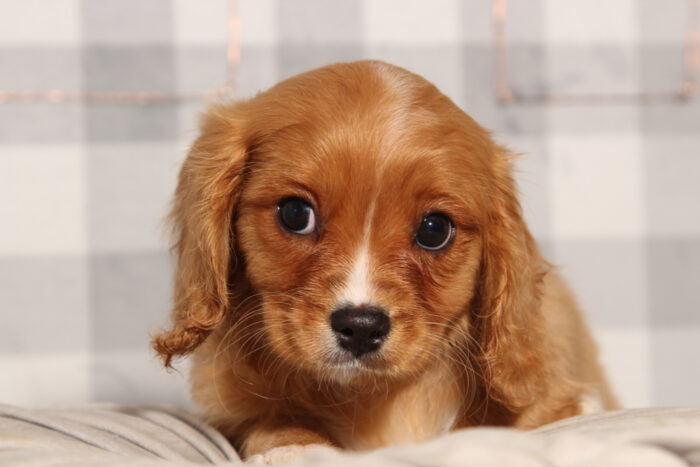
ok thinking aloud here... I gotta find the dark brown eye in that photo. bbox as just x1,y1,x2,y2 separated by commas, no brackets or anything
415,213,454,250
277,197,316,234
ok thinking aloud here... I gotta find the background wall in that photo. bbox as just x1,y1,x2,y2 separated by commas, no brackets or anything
1,0,698,410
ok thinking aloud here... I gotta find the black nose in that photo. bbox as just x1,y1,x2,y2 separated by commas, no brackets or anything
330,305,391,357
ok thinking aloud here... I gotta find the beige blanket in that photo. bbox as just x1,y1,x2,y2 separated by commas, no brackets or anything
1,404,699,466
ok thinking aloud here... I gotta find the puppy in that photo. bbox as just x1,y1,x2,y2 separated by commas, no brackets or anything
153,60,617,460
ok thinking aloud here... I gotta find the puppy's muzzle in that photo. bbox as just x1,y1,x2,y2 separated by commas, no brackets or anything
330,305,391,357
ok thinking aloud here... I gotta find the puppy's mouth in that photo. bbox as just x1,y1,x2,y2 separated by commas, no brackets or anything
323,346,390,381
327,345,386,367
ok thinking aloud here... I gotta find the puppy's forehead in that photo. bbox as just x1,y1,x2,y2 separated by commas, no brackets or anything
253,62,487,152
257,119,474,215
245,61,492,218
261,67,484,158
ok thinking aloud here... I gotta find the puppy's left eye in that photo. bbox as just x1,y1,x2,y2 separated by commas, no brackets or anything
277,197,316,235
416,213,454,251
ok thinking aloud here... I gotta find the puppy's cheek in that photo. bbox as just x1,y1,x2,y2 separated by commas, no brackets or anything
386,322,439,373
262,305,330,369
261,307,297,358
262,324,291,363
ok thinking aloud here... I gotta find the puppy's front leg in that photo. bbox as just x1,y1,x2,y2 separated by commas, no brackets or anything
241,419,335,464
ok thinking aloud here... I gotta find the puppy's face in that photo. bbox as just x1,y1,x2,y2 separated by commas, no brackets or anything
233,64,495,383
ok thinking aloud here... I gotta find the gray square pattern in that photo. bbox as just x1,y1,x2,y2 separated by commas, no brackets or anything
551,239,648,328
0,103,85,143
0,48,83,92
277,0,364,44
86,143,179,252
84,47,175,93
85,103,179,141
649,239,700,327
0,0,698,409
82,0,174,45
0,257,90,353
91,252,173,351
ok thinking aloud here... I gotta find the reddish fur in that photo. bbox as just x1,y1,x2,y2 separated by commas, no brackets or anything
152,61,617,458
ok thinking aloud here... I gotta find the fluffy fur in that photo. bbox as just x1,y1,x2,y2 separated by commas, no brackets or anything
153,60,617,459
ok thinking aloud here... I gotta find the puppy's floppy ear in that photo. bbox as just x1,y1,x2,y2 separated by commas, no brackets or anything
152,103,252,367
476,144,550,410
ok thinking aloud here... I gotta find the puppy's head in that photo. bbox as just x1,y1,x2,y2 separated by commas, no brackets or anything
154,61,547,405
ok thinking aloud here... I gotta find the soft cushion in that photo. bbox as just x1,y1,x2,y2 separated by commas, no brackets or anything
1,404,699,466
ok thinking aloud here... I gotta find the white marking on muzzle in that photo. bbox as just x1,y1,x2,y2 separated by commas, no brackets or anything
339,198,377,307
340,244,373,306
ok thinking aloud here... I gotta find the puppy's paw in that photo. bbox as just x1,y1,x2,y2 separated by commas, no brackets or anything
246,444,332,465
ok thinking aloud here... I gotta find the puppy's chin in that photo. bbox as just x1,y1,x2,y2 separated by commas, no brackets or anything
272,334,396,385
321,348,391,384
269,332,406,387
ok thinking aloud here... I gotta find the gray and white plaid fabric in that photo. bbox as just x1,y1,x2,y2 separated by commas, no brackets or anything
1,0,698,410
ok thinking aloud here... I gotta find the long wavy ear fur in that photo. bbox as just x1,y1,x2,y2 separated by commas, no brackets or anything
476,144,550,410
152,103,251,367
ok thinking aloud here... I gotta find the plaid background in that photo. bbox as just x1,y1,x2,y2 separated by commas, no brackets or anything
1,0,698,410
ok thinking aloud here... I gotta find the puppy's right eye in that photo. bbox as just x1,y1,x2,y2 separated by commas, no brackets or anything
277,197,316,235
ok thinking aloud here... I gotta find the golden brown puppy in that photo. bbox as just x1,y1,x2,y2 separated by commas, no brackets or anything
153,60,616,461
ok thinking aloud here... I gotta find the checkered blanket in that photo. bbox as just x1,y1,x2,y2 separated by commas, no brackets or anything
1,0,699,409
